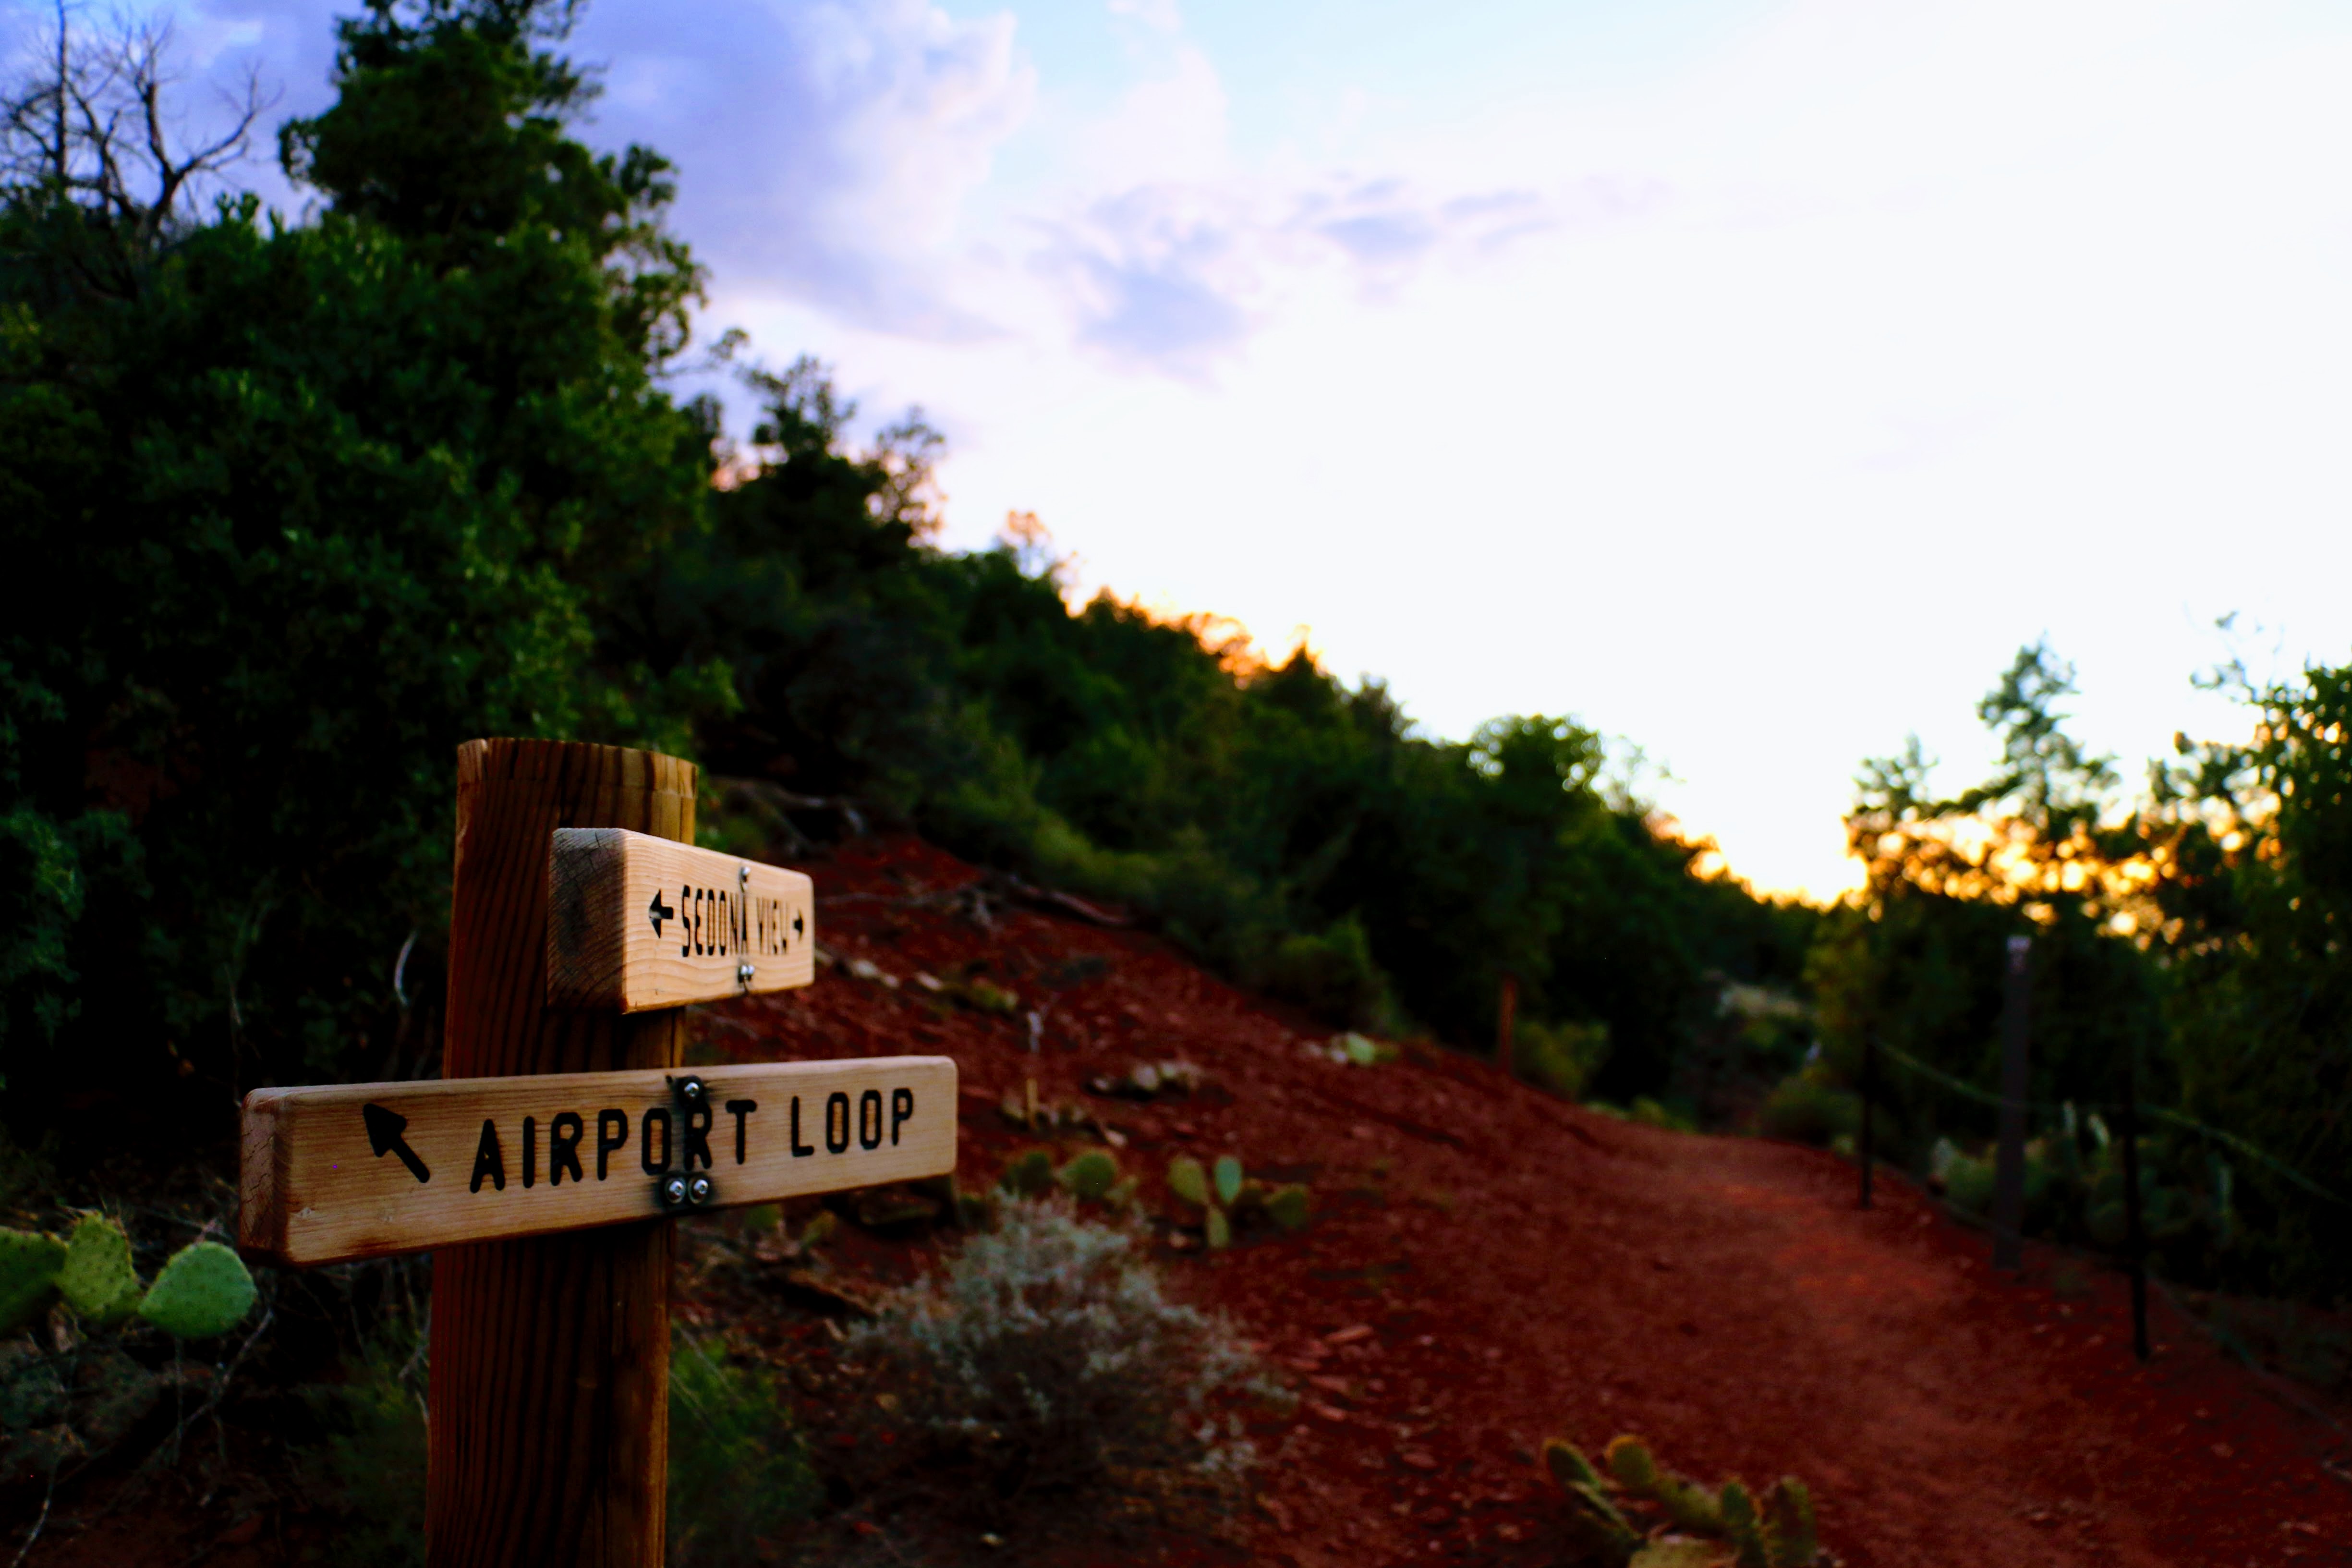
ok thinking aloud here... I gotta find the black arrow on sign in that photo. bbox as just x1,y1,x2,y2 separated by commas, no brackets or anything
793,910,805,939
648,889,675,936
362,1102,431,1184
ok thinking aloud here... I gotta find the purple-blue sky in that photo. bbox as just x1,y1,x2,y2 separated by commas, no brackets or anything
17,0,2352,896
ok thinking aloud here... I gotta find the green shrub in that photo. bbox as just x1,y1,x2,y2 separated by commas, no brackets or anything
1512,1017,1611,1101
668,1334,819,1566
846,1198,1260,1502
1251,914,1394,1029
297,1337,428,1568
1758,1076,1861,1147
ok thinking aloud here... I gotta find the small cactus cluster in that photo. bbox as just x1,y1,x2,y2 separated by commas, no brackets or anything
1166,1155,1311,1248
0,1216,255,1342
1305,1032,1398,1068
1541,1433,1819,1568
909,966,1020,1014
998,1147,1139,1210
1086,1059,1204,1101
996,1078,1118,1140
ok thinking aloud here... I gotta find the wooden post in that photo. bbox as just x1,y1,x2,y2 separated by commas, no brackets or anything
1858,1033,1876,1211
2121,1046,2151,1362
428,740,694,1568
1993,935,2032,1271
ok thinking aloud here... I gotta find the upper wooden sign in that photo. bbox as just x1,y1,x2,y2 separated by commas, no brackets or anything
547,827,816,1012
238,1057,956,1266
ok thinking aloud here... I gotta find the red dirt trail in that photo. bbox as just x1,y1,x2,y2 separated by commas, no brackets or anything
729,835,2352,1568
26,832,2350,1567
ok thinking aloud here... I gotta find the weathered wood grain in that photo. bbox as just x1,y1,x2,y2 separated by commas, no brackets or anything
238,1057,956,1266
546,827,816,1012
428,739,695,1568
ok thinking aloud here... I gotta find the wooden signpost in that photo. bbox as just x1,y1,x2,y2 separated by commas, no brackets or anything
235,738,953,1567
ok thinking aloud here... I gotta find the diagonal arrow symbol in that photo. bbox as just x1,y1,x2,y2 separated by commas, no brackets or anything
647,889,675,936
362,1102,431,1184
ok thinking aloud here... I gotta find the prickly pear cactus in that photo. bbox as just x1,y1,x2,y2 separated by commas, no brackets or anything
1628,1543,1720,1568
1656,1470,1725,1535
1212,1155,1244,1206
1166,1156,1211,1207
1605,1434,1660,1498
0,1231,67,1335
1763,1477,1818,1567
136,1243,256,1340
999,1147,1055,1198
1560,1479,1640,1568
1055,1150,1120,1203
57,1217,142,1325
1263,1183,1311,1232
1542,1437,1605,1492
1721,1480,1768,1568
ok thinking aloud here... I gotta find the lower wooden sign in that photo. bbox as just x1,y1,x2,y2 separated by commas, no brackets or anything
238,1057,956,1267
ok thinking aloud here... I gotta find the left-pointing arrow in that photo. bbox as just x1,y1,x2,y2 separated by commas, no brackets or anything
648,889,675,936
362,1102,431,1184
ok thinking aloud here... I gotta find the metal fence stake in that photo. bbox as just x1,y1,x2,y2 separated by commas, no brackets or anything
1993,935,2032,1271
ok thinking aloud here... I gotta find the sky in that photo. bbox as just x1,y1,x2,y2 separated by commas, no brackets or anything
16,0,2352,899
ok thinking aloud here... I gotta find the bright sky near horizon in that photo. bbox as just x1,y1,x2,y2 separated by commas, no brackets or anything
18,0,2352,899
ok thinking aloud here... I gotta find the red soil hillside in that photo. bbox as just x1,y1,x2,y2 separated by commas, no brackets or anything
695,833,2352,1568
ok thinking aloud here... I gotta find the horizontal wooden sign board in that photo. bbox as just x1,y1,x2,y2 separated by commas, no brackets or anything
238,1057,955,1266
547,827,816,1011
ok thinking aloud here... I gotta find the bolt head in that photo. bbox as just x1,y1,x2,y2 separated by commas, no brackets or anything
737,961,754,985
686,1173,716,1207
658,1173,690,1209
739,863,750,886
675,1075,707,1106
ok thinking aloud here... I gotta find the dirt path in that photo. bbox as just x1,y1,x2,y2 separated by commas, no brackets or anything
787,836,2352,1568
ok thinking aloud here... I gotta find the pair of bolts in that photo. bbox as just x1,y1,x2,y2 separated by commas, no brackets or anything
735,865,754,988
657,1074,717,1210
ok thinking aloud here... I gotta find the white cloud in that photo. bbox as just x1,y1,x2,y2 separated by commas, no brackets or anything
581,0,1035,337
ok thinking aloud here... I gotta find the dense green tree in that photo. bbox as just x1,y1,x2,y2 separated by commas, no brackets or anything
0,0,710,1140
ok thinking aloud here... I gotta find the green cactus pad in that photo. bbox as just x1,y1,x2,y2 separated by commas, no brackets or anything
1656,1471,1724,1535
1167,1156,1211,1206
1764,1478,1818,1567
1263,1183,1312,1232
1628,1543,1721,1568
1212,1155,1244,1206
1103,1175,1140,1209
136,1242,256,1340
1542,1437,1605,1493
0,1230,67,1335
999,1147,1055,1198
1604,1435,1659,1498
1204,1205,1231,1250
1055,1150,1120,1203
1559,1481,1640,1568
1722,1480,1769,1568
58,1217,142,1325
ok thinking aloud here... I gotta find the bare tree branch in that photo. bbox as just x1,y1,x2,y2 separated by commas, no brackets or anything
1,3,275,257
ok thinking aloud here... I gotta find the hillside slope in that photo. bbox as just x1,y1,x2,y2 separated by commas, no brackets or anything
707,834,2352,1568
